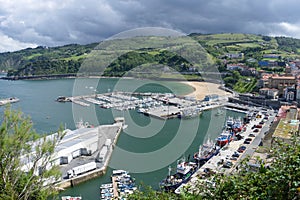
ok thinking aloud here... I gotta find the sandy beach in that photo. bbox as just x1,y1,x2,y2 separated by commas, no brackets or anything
182,81,231,100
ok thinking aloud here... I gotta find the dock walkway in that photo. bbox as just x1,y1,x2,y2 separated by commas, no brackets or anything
112,176,119,198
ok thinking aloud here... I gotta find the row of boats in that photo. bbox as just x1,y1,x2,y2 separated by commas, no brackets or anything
100,170,137,200
159,116,246,191
57,92,210,120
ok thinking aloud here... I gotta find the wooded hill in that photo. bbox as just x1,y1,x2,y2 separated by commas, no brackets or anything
1,33,300,78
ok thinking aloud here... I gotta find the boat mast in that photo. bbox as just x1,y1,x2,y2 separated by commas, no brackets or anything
168,165,172,177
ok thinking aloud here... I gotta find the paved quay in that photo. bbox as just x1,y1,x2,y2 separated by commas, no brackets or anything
56,119,125,189
175,107,276,194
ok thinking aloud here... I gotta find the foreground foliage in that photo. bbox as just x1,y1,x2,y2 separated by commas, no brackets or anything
129,136,300,199
0,106,63,200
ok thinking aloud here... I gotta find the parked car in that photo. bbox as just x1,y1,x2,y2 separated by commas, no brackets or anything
256,124,262,128
244,140,251,144
232,152,240,157
249,133,256,137
253,129,259,132
237,146,246,153
223,161,233,168
230,157,237,161
236,134,244,140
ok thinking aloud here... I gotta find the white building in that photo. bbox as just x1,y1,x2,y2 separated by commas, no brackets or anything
20,121,122,175
259,88,279,99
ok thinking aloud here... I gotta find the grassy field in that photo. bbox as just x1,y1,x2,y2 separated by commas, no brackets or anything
233,77,257,93
25,53,43,60
61,54,87,61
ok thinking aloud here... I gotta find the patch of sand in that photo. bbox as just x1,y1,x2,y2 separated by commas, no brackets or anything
182,81,231,100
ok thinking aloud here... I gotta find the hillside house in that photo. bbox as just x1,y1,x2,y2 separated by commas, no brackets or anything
259,88,279,99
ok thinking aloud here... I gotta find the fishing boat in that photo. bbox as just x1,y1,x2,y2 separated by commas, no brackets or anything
232,117,244,133
226,116,234,127
194,139,220,163
159,159,198,191
216,131,234,147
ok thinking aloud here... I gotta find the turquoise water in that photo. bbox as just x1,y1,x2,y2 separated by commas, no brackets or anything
0,78,243,199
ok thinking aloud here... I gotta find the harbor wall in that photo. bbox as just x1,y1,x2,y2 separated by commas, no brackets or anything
229,96,281,109
57,167,107,189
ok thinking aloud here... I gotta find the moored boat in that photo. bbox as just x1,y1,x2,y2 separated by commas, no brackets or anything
56,96,70,102
159,160,198,191
226,116,234,127
0,97,20,106
178,108,202,119
194,138,220,163
100,183,113,189
216,131,234,147
100,170,136,199
61,196,82,200
232,117,244,133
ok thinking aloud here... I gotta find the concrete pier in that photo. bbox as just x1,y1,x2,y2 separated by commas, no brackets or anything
175,108,276,194
56,119,124,189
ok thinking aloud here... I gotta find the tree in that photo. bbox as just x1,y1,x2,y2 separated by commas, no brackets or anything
0,106,64,200
128,185,181,200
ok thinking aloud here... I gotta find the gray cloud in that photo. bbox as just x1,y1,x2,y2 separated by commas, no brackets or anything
0,0,299,52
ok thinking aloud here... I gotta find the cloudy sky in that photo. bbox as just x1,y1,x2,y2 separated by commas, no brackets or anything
0,0,299,52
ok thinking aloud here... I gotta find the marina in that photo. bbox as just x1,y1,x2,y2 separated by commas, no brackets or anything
58,91,226,120
100,170,137,199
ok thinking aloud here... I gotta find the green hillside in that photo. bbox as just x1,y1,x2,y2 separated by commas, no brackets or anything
1,33,300,80
189,33,300,59
1,43,98,76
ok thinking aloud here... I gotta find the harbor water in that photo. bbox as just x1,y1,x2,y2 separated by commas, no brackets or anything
0,78,244,199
